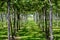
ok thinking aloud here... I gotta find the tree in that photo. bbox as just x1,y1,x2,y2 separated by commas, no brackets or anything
49,0,53,40
7,0,10,40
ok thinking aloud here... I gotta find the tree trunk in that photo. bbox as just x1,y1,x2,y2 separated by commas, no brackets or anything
14,10,16,36
49,0,53,40
49,5,53,40
7,0,10,40
10,14,13,40
17,12,20,31
43,4,49,40
1,13,3,27
57,13,58,27
33,12,39,23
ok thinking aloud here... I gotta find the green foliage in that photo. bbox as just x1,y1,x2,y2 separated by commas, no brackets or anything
0,0,60,40
16,20,46,40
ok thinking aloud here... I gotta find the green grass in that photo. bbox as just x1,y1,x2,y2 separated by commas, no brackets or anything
0,20,60,40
